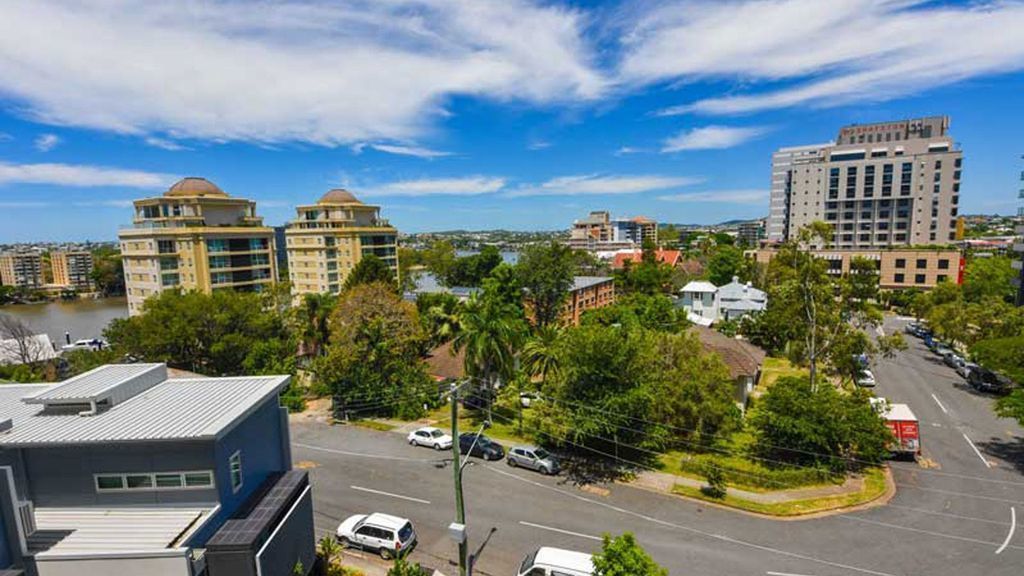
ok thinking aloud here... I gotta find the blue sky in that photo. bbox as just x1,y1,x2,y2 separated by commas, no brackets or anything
1,0,1024,242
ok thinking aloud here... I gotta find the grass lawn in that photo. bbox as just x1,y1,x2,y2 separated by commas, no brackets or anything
670,466,888,517
759,357,808,390
343,420,396,432
429,403,534,447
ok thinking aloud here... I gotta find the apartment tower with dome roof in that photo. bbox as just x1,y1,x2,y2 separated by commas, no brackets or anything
284,189,398,296
118,177,278,315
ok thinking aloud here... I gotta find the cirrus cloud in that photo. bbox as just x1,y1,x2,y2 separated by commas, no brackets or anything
661,125,767,152
508,174,700,197
658,189,767,203
0,161,175,188
362,176,507,197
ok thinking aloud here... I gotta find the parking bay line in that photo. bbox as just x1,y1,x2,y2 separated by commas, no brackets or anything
962,432,992,468
350,485,431,505
518,521,602,542
839,515,1023,552
930,393,949,415
995,507,1016,555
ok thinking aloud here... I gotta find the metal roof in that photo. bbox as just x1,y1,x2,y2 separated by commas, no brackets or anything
681,280,717,293
572,276,613,291
23,363,166,406
0,371,290,447
28,505,215,557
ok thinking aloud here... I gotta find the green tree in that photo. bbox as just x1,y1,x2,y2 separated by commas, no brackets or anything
517,241,575,327
296,293,336,357
91,246,125,296
521,324,562,383
387,557,430,576
452,293,525,419
345,254,395,290
480,263,523,311
702,461,726,498
970,336,1024,384
996,390,1024,427
316,283,432,420
592,532,667,576
751,376,891,469
581,293,687,333
614,258,674,295
422,240,457,283
963,256,1016,303
707,244,745,286
417,292,462,348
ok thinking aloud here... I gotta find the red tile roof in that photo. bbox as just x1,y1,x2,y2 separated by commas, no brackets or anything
612,249,682,269
424,341,465,381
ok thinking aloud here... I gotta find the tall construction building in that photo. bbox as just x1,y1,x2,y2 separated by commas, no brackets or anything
768,116,962,248
0,250,43,288
285,189,398,296
118,177,277,316
50,250,94,290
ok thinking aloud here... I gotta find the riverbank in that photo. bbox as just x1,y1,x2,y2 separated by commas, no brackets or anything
0,297,127,344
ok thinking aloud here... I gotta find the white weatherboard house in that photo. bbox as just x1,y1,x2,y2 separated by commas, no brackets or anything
679,277,767,325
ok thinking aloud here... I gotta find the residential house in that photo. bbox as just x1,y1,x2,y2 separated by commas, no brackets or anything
611,249,682,269
716,277,767,322
0,363,314,576
691,326,766,408
678,281,718,326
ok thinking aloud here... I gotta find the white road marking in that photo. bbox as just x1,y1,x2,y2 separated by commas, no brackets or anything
350,485,431,505
294,442,436,463
767,572,818,576
519,521,602,542
900,485,1024,506
483,465,898,576
996,507,1017,555
884,504,1011,526
962,433,992,468
930,393,949,415
839,515,1023,552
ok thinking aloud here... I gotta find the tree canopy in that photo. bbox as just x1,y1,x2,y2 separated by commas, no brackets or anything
517,241,575,327
344,254,396,290
593,533,667,576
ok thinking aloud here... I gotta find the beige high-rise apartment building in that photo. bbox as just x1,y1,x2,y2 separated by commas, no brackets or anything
51,250,94,290
568,211,658,251
768,116,962,248
0,251,43,288
285,189,398,296
118,177,277,316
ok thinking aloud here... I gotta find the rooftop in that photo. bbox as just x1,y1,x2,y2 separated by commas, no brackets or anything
681,280,717,293
691,326,766,380
165,177,228,198
28,505,215,557
318,188,363,205
0,364,290,447
572,276,613,291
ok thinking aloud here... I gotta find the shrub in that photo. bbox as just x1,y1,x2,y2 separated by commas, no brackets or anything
702,461,726,498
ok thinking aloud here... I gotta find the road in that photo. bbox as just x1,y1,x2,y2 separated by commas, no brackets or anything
292,317,1024,575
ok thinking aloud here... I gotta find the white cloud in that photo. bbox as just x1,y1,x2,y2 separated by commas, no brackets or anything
527,140,552,151
661,125,766,152
364,176,507,197
614,146,644,156
509,174,700,197
0,132,12,141
658,189,767,203
0,162,175,188
0,0,605,146
144,136,189,151
0,201,50,208
620,1,1024,114
33,133,60,151
71,199,135,208
365,143,452,159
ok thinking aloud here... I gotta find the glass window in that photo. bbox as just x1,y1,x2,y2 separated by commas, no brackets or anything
938,259,949,270
916,259,927,268
155,474,183,488
230,451,243,493
915,274,926,284
894,273,905,283
895,259,906,268
185,472,214,487
96,475,125,490
126,474,153,489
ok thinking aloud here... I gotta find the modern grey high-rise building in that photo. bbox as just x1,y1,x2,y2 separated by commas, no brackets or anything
1014,156,1023,306
768,116,963,248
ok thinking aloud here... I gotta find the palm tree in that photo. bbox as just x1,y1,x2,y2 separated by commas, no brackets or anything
452,294,524,422
426,299,461,347
298,293,335,357
521,324,562,383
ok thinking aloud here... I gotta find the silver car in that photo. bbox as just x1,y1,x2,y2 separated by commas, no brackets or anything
507,445,560,475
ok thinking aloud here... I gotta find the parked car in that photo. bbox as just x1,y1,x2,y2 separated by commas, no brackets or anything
855,369,876,388
507,445,560,475
336,513,416,560
407,426,453,450
924,334,937,350
458,432,505,460
943,351,965,371
932,343,953,358
904,323,925,337
967,367,1014,394
957,361,978,379
517,547,594,576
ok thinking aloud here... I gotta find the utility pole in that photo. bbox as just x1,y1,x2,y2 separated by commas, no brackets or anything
450,382,468,576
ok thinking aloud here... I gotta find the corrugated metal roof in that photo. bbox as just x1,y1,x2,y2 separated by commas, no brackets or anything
23,363,166,405
28,506,215,556
572,276,613,291
0,373,289,447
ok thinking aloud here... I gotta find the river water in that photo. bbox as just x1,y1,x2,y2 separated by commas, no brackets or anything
0,298,128,345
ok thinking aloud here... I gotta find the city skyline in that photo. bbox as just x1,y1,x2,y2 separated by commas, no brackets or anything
1,1,1024,241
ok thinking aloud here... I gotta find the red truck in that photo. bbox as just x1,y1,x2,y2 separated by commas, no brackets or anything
879,402,920,457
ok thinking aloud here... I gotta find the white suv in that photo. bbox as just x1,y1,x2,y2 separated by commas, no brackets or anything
407,426,453,450
336,513,416,559
518,547,594,576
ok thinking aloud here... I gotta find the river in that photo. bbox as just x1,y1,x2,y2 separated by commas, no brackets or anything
0,298,128,345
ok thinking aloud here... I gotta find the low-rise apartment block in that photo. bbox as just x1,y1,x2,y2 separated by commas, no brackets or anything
285,189,398,296
49,251,93,291
752,247,964,290
0,363,314,576
768,116,963,248
568,211,657,252
563,276,615,325
0,251,43,289
118,177,277,316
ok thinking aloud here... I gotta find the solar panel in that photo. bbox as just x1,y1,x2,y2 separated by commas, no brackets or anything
206,470,309,551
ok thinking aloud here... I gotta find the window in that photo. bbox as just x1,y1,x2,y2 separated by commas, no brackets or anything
915,274,926,284
895,259,906,268
95,471,213,492
937,274,948,283
916,259,927,269
230,451,243,493
938,259,949,270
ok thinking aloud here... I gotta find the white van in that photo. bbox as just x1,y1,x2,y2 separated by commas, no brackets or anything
517,547,594,576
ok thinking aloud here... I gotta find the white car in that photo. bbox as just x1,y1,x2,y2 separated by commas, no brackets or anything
407,426,452,450
336,513,416,560
856,369,877,388
518,547,594,576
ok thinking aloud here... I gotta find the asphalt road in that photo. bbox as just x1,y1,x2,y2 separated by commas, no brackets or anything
292,318,1024,575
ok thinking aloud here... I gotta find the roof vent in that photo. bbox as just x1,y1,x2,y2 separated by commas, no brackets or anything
22,364,167,414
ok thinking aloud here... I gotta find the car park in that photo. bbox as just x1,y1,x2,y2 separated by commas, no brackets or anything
517,547,594,576
458,432,505,460
336,513,416,560
967,367,1014,394
855,369,876,387
507,445,560,475
407,426,453,450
